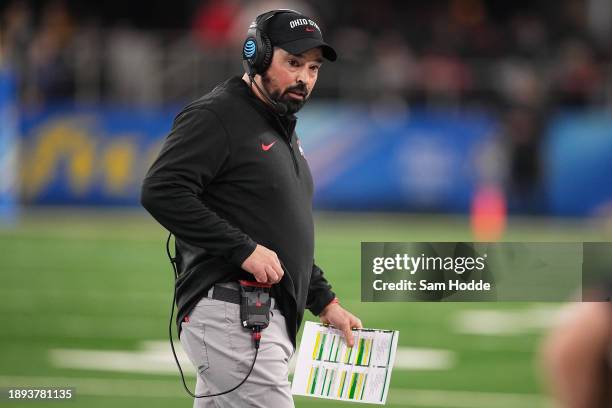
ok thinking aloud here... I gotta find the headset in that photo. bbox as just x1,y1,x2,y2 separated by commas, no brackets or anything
242,9,299,115
242,9,299,77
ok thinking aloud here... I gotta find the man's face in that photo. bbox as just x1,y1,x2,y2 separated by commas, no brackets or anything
261,47,323,114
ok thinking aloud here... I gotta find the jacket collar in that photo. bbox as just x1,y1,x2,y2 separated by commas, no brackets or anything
227,76,297,139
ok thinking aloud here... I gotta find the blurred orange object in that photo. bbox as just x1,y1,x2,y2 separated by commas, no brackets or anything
471,185,507,241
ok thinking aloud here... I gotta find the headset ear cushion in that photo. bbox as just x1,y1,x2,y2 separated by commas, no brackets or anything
260,34,273,73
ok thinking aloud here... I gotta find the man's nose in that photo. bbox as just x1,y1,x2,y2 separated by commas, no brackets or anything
296,67,309,85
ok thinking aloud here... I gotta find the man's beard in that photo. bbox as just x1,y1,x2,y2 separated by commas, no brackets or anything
262,73,309,115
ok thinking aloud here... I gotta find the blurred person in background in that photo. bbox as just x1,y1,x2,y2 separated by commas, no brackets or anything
553,38,604,107
541,302,611,408
191,0,240,50
0,0,34,89
141,9,361,407
503,105,544,213
26,0,76,104
542,245,612,408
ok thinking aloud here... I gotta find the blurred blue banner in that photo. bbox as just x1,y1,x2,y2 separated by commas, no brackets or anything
22,103,612,216
0,68,19,224
298,105,498,212
19,104,498,211
544,111,612,216
20,105,176,206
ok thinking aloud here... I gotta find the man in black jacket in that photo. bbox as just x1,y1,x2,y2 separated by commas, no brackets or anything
141,9,361,407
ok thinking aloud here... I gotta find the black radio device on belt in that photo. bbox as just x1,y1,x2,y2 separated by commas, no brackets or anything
239,280,272,348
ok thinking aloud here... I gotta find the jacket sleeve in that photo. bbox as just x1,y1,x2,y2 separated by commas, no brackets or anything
306,262,336,316
140,107,256,266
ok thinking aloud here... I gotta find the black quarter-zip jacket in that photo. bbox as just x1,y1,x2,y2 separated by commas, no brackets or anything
141,76,336,346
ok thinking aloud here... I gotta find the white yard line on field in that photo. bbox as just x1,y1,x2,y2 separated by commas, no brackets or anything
454,305,567,336
49,341,454,375
393,347,455,370
49,341,193,376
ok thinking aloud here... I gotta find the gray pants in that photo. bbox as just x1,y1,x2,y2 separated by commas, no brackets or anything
179,285,295,407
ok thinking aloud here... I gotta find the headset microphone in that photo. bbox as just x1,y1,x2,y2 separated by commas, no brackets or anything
249,75,288,116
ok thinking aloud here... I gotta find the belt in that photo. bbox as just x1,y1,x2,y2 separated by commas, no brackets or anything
208,284,241,305
206,282,278,309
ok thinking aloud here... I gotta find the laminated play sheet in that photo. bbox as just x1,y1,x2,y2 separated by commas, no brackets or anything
291,321,399,404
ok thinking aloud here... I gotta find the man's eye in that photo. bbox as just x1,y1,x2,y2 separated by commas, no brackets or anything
288,59,300,67
310,65,320,72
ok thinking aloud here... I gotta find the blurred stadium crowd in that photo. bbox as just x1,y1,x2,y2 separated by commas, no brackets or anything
1,0,611,216
2,0,611,106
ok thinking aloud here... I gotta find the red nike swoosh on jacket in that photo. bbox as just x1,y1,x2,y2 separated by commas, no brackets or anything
261,141,276,151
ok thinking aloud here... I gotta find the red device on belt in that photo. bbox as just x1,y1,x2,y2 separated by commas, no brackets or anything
238,280,273,348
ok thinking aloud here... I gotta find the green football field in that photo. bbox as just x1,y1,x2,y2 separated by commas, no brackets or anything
0,210,607,408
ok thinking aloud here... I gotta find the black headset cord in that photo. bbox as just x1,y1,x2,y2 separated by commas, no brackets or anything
165,232,260,398
248,75,288,116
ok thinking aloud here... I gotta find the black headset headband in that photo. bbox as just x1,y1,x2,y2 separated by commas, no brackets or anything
242,9,299,77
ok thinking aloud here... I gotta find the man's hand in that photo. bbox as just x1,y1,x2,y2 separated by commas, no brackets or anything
319,302,363,347
241,244,284,284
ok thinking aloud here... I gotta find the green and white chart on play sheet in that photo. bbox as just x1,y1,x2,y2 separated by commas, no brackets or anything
292,322,399,404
